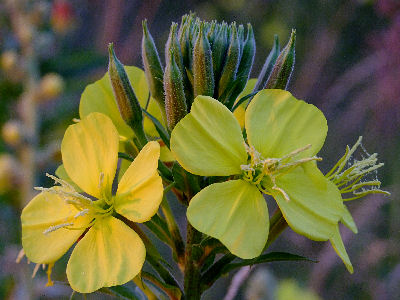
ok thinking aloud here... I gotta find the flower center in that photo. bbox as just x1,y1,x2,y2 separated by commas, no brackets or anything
35,173,114,235
240,143,321,201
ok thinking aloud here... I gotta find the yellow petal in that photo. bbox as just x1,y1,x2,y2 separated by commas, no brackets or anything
246,89,327,158
273,163,344,241
115,141,163,223
187,180,269,259
66,217,146,293
21,192,89,264
171,96,247,176
62,112,119,199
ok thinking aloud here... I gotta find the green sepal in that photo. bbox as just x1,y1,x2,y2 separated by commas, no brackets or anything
253,34,280,92
142,108,170,148
231,91,258,112
265,29,296,90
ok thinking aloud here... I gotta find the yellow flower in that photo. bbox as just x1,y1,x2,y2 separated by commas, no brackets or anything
21,112,163,293
170,90,349,270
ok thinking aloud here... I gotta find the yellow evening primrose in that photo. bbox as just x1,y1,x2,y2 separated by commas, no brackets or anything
79,65,174,162
21,112,163,293
171,89,350,270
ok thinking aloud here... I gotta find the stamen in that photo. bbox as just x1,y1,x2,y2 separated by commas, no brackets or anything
16,249,25,263
32,263,41,278
241,143,316,200
280,144,312,162
74,209,89,218
98,172,105,189
43,222,74,234
326,136,390,200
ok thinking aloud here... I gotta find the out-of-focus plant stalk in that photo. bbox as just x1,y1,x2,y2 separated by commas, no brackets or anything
7,0,39,207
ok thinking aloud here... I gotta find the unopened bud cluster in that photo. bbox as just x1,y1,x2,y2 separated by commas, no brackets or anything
109,13,297,135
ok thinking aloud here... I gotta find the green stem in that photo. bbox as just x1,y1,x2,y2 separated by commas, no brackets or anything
184,223,202,300
132,125,149,149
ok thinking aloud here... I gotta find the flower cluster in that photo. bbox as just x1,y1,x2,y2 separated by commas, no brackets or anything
19,13,389,298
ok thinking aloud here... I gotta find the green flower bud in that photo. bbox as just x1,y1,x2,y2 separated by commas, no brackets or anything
164,49,187,130
108,43,147,146
166,23,184,73
228,23,256,102
193,23,214,97
211,24,228,83
237,24,245,56
141,20,165,114
253,34,280,92
218,23,240,99
264,29,296,90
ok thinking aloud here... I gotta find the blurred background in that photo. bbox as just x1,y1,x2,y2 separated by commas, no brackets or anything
0,0,399,299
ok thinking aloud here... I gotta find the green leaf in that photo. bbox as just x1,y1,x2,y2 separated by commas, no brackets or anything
103,285,144,300
172,162,186,191
222,251,316,274
142,271,182,300
144,215,174,248
201,252,314,290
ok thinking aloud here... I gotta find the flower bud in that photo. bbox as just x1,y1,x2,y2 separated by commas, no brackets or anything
142,20,165,114
1,51,18,72
211,24,228,83
165,23,184,72
229,23,256,101
2,120,22,147
38,73,65,101
108,43,147,146
218,23,240,99
253,35,280,92
0,154,20,194
264,30,295,90
178,19,190,69
164,49,187,130
193,23,214,97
